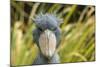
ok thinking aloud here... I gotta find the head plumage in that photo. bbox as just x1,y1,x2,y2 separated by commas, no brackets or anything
32,13,63,30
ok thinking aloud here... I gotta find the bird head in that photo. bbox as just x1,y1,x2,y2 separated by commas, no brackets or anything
33,13,63,59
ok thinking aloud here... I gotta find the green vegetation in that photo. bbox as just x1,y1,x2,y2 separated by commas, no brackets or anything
11,1,95,66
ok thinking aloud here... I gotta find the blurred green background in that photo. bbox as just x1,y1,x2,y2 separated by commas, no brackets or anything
11,1,95,66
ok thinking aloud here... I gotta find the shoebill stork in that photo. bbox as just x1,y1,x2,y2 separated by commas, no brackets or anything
32,13,62,64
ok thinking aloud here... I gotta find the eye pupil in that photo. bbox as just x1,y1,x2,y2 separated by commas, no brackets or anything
38,27,43,31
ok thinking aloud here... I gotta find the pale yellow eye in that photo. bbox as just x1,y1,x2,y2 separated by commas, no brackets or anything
50,27,56,31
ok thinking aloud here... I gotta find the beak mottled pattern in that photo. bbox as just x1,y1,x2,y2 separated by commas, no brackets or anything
39,29,57,58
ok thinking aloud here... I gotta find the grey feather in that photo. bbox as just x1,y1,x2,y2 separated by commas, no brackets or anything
32,13,62,64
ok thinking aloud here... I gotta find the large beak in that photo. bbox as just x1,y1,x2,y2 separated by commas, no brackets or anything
39,29,57,58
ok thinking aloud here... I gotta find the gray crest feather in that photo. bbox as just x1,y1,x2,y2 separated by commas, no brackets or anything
33,13,63,29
